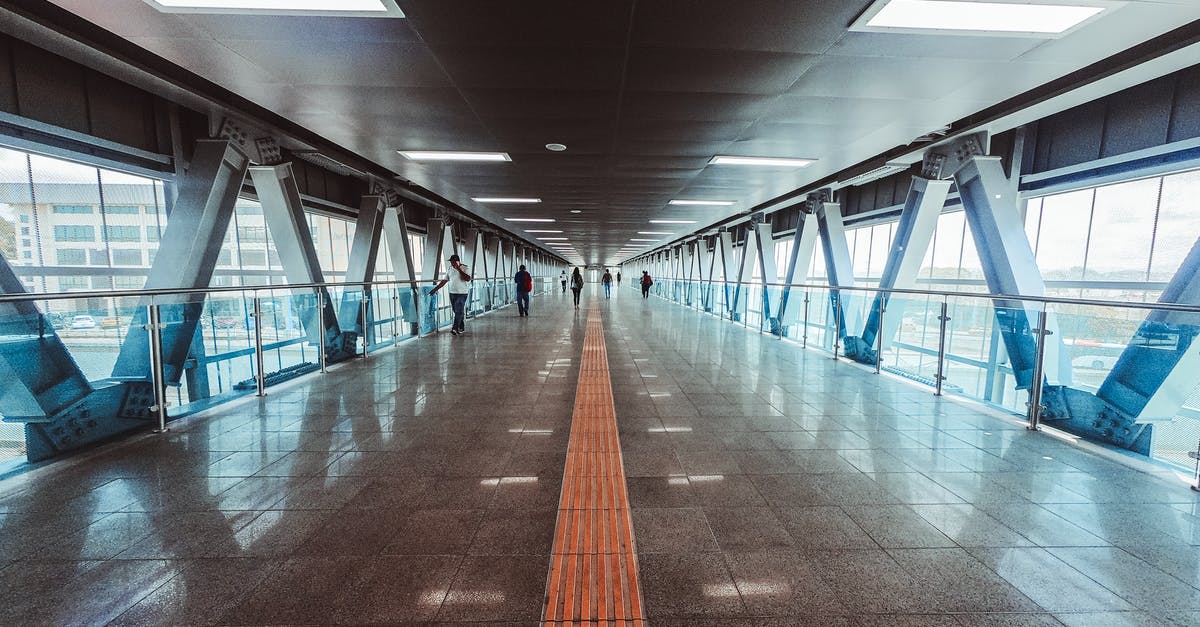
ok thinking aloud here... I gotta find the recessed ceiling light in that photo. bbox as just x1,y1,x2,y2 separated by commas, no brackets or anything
650,220,697,224
538,237,569,241
147,0,404,15
524,229,562,233
505,218,555,223
669,199,736,206
630,238,659,242
472,197,540,203
545,143,568,152
855,0,1106,36
570,210,582,214
709,155,815,167
638,231,674,235
399,151,511,162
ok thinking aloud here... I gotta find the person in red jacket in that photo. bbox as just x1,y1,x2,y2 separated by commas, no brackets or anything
640,271,653,298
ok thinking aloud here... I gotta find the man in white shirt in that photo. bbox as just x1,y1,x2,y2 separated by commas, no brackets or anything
429,253,472,335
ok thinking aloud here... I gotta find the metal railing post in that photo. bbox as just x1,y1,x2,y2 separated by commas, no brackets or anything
252,296,266,397
360,291,370,360
935,300,949,396
146,303,168,433
802,291,810,349
875,296,884,375
392,289,400,347
316,288,327,374
832,294,842,360
1027,308,1051,431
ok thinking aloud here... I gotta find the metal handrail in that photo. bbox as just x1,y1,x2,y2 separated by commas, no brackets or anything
638,276,1200,315
0,274,559,305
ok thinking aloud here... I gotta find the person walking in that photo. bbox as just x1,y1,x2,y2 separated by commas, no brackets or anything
602,268,613,299
514,263,532,317
429,253,472,335
640,270,653,299
616,271,621,286
570,267,584,309
560,269,567,294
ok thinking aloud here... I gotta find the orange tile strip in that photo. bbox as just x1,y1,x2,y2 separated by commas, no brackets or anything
543,306,646,626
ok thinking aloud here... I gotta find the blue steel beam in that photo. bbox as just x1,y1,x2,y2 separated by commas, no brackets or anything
338,195,385,347
1041,237,1200,453
0,257,92,421
844,177,952,364
23,140,250,461
249,164,354,363
381,205,423,330
771,209,820,335
816,200,862,341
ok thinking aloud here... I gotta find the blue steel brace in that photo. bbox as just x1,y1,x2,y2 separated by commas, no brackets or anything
844,177,952,364
1040,237,1200,453
338,196,385,349
772,207,820,336
816,199,861,344
249,164,354,365
20,140,251,461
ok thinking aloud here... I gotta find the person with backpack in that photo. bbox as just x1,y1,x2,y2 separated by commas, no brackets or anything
514,264,532,317
640,271,653,298
429,253,472,335
570,267,585,309
602,269,613,299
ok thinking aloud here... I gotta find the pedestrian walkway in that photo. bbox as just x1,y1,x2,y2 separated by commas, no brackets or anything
0,285,1199,625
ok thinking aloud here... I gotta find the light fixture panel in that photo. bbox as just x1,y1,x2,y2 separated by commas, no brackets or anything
399,151,511,162
145,0,405,17
669,199,736,206
850,0,1116,38
472,197,541,203
709,155,816,167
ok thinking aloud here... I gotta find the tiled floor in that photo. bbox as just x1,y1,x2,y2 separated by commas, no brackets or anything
1,285,1199,625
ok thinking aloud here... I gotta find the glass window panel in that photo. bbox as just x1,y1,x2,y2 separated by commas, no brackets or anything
105,225,141,242
56,248,86,265
111,249,141,265
1085,177,1157,281
1033,188,1092,281
1151,168,1200,281
104,205,140,214
52,204,93,214
53,225,95,241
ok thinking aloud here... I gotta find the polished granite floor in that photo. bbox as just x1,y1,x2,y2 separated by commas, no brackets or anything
1,285,1200,625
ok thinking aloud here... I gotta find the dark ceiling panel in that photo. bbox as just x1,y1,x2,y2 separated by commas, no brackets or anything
631,0,867,54
217,40,451,88
430,46,626,91
462,89,619,120
619,92,774,122
397,0,634,47
624,48,815,94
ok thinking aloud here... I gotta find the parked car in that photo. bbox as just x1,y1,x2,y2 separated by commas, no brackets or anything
1072,354,1118,370
43,311,67,329
70,315,97,330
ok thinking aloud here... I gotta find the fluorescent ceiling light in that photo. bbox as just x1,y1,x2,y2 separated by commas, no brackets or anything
524,230,562,233
709,155,815,167
638,231,674,235
148,0,403,16
538,237,568,241
669,199,735,206
650,220,697,224
472,197,541,203
630,238,659,242
399,151,510,162
856,0,1107,36
505,218,555,223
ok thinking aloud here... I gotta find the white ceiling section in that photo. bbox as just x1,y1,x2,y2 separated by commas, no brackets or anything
47,0,1200,265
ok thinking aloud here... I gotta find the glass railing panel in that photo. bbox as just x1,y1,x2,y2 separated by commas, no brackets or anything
879,294,944,389
192,289,257,401
52,294,127,381
940,294,1008,404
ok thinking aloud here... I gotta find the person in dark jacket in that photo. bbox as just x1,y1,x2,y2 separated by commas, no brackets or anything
514,264,532,317
640,271,652,298
570,267,584,309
